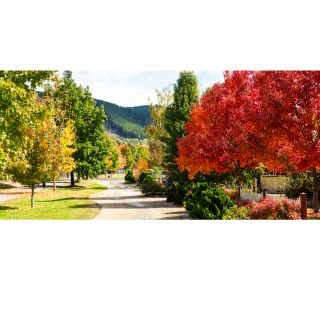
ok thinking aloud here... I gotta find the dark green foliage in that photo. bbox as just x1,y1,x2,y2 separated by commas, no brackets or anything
140,180,166,195
163,71,199,173
50,72,110,182
166,181,192,205
125,170,136,183
184,182,234,219
138,172,150,184
285,172,312,199
95,99,150,139
162,71,199,203
138,171,166,195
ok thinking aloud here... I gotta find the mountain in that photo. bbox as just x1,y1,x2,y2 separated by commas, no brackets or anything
95,99,150,139
38,91,150,140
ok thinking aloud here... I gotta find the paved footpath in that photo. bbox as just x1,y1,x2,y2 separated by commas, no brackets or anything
92,178,189,220
0,194,17,204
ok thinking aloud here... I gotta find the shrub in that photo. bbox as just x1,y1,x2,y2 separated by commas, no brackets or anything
138,172,150,184
249,197,301,220
223,188,239,201
141,180,166,195
222,206,250,220
285,173,311,199
167,181,192,205
125,170,136,183
184,182,234,219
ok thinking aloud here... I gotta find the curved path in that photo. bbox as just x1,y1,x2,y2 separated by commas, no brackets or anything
92,178,189,220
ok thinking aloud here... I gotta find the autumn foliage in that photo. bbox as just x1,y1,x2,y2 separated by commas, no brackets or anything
177,71,320,211
176,71,260,178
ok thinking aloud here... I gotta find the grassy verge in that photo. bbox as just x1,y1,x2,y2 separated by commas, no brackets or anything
0,181,106,220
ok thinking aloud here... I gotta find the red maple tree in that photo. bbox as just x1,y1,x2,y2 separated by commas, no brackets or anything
177,70,320,212
252,71,320,211
176,71,260,178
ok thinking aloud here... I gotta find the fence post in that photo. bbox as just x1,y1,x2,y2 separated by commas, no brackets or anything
300,193,307,220
262,188,268,198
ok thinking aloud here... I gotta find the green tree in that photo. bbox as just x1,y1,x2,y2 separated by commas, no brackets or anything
163,71,199,174
9,101,55,208
49,71,109,186
104,135,120,172
0,71,55,179
145,86,172,168
163,71,199,202
125,143,148,170
0,71,54,91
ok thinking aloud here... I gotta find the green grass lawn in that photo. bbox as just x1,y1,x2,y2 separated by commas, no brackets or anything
0,181,106,219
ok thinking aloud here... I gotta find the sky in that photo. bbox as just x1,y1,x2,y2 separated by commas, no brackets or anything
71,71,224,107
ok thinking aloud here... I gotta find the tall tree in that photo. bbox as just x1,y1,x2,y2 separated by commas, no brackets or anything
145,86,172,168
177,72,259,175
162,71,199,203
176,71,260,197
252,71,320,212
163,71,199,176
48,71,109,186
177,70,320,212
0,71,55,179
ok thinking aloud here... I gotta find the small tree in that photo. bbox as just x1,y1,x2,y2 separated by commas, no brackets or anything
10,117,54,208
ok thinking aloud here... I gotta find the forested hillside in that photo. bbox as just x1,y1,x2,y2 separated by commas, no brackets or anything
95,99,150,139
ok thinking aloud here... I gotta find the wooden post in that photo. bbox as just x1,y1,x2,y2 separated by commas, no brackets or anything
300,192,307,220
262,188,267,198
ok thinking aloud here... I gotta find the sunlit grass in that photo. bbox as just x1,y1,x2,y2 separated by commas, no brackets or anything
0,181,106,219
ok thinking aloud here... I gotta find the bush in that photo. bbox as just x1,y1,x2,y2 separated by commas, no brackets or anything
184,182,234,219
138,172,150,184
167,181,192,205
223,188,239,201
222,206,250,220
285,173,311,199
125,170,136,183
249,197,301,220
141,180,166,195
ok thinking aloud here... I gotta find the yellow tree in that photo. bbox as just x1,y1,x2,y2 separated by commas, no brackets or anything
133,158,149,180
10,110,54,208
47,120,76,191
118,144,127,170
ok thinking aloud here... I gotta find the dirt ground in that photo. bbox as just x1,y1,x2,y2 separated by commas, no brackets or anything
92,178,189,220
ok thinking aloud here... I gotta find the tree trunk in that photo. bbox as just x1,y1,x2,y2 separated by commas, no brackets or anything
71,171,75,187
42,182,46,189
77,171,80,183
53,179,56,192
31,185,35,208
312,168,319,213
